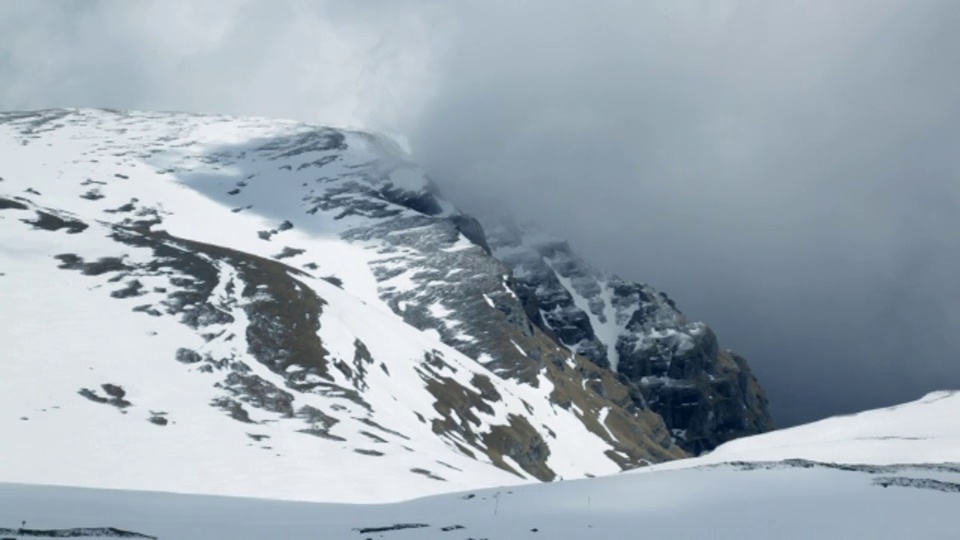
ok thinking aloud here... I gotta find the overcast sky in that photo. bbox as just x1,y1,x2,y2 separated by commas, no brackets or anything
3,0,958,425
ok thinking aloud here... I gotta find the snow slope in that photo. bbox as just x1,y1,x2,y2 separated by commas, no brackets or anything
2,392,957,539
0,194,522,502
2,393,958,539
684,390,960,467
2,462,957,539
0,109,681,504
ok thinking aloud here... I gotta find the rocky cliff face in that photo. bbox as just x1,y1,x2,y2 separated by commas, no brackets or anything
482,221,774,453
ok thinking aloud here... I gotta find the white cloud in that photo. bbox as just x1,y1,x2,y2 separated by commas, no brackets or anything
0,0,442,132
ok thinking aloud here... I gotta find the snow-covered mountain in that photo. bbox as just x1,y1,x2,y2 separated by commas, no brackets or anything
0,109,692,503
1,108,955,539
2,391,957,539
484,220,773,453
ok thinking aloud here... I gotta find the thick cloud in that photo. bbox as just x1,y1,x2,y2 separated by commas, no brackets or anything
2,0,957,425
409,1,960,426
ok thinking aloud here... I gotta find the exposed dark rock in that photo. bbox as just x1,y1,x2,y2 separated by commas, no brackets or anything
297,427,346,441
410,468,446,481
175,348,202,364
379,183,444,216
78,384,132,410
321,275,343,288
354,448,385,456
296,405,342,440
297,155,337,170
718,459,960,476
132,304,162,317
273,247,305,260
483,414,555,481
104,200,137,213
258,128,346,157
470,374,501,402
873,476,960,493
55,254,129,275
218,371,295,417
23,210,88,234
360,430,388,443
80,189,105,200
110,279,144,298
210,397,254,423
0,526,156,538
94,226,333,392
0,197,27,210
357,417,410,440
451,214,492,254
101,384,127,400
354,523,429,534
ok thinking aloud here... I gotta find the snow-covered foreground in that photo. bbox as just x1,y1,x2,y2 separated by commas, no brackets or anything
2,392,957,539
2,460,958,539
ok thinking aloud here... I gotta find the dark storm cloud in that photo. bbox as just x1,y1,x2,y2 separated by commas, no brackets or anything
1,0,957,424
409,0,960,425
